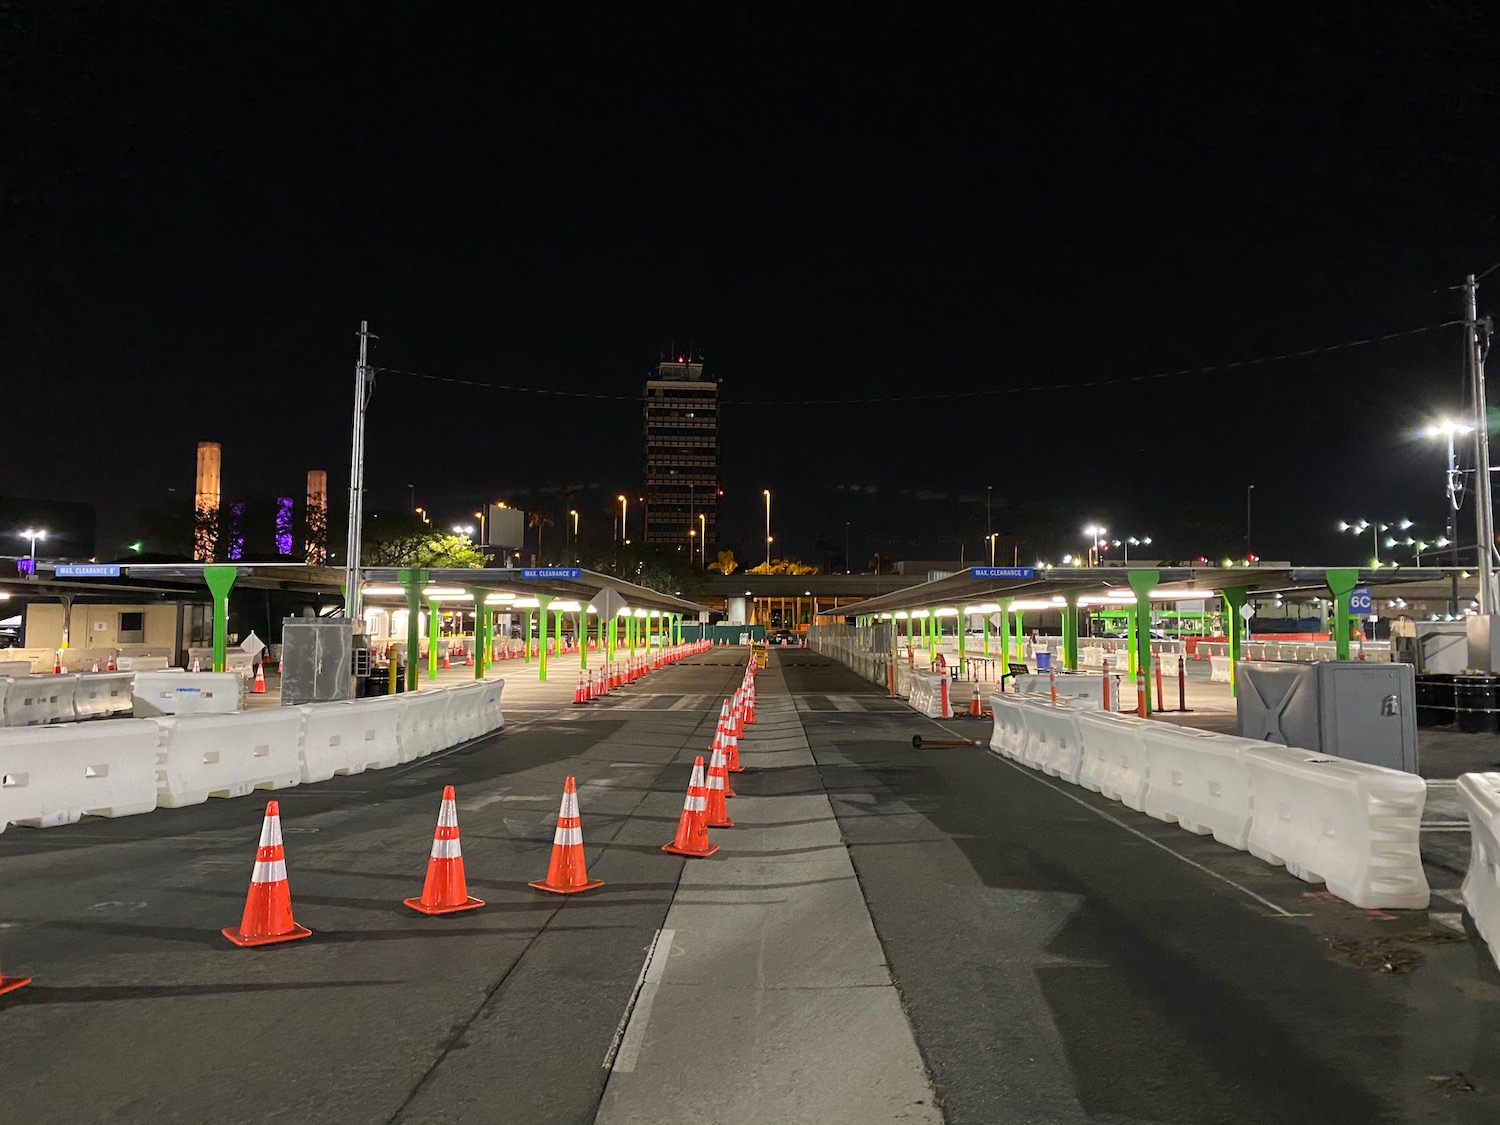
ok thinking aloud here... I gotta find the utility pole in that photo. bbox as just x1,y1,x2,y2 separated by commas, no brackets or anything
1245,484,1254,557
344,321,373,625
1467,275,1496,615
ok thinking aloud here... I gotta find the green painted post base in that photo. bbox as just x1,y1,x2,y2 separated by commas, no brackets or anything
1126,570,1161,714
1219,585,1248,696
398,568,428,693
537,597,552,682
203,565,237,674
427,598,439,681
1324,568,1360,661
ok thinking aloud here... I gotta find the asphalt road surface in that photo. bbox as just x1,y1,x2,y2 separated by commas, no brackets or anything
2,650,1498,1124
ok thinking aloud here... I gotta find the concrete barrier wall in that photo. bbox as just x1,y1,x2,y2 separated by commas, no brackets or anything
4,675,78,726
72,673,135,721
132,672,241,717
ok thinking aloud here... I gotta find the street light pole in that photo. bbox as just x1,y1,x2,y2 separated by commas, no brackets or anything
698,513,706,567
617,495,627,545
1467,273,1497,615
344,320,373,624
763,489,772,569
1246,484,1254,556
19,528,45,578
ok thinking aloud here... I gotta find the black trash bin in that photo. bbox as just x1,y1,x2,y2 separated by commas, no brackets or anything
366,670,391,697
1416,673,1457,727
1454,674,1499,734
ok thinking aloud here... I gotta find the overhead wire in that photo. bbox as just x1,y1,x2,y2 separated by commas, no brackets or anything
373,318,1466,407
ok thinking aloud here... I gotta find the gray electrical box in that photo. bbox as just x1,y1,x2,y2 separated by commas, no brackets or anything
1235,661,1418,773
280,618,357,705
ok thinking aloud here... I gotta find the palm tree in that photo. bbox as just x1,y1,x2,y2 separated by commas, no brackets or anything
527,510,554,564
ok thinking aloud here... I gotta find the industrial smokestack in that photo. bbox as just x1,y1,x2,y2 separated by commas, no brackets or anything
305,469,328,565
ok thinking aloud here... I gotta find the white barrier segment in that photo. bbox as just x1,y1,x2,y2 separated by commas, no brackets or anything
475,679,505,734
297,698,404,782
153,710,304,807
987,692,1029,758
4,675,79,726
1014,699,1085,782
1139,726,1255,850
0,661,31,679
1076,711,1152,807
1245,746,1430,910
0,720,160,830
446,683,489,744
1459,773,1500,970
72,673,135,721
397,690,455,762
1209,656,1232,683
116,656,172,671
132,672,240,717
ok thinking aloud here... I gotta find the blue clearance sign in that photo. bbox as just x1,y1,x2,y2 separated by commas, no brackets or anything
520,567,583,580
55,563,121,578
969,567,1035,580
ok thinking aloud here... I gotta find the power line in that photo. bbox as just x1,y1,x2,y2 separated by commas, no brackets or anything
374,318,1464,407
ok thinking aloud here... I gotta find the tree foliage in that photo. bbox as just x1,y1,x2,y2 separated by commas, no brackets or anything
362,512,486,568
745,557,820,575
709,549,738,575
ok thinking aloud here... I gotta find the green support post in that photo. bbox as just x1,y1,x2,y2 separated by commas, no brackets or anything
958,605,968,669
607,615,617,662
204,565,237,674
1219,585,1248,695
1126,570,1161,714
398,568,427,693
581,613,589,669
537,596,552,681
928,608,937,661
524,610,533,664
906,613,914,653
469,588,488,680
982,609,989,657
1324,568,1360,662
999,598,1012,671
1013,610,1023,659
427,598,440,681
1063,591,1080,671
1126,602,1137,679
555,606,563,660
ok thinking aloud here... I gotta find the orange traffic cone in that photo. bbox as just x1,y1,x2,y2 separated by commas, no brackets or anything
252,664,266,694
465,651,474,667
222,801,312,947
573,673,589,705
191,656,201,673
405,786,484,914
90,659,100,673
705,739,734,828
105,653,116,672
968,683,983,717
52,652,62,674
530,776,604,893
662,756,718,857
713,730,737,797
744,687,756,724
441,651,450,669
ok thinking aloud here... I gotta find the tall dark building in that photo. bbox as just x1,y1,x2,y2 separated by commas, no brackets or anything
642,356,718,556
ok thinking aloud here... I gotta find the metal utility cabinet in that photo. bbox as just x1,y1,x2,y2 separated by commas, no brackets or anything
280,619,367,705
1235,660,1418,774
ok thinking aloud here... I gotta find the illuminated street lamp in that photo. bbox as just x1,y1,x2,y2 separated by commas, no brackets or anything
18,528,45,578
987,532,998,566
1110,535,1152,564
1338,518,1411,566
1423,419,1475,556
1083,524,1107,567
698,512,707,567
617,495,627,544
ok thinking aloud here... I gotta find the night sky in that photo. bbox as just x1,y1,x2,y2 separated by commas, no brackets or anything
6,3,1500,570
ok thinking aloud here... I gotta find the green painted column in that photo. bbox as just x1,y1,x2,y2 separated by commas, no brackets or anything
537,596,552,681
607,615,617,661
999,598,1012,670
1013,610,1023,660
628,614,637,659
524,610,533,664
958,605,968,667
906,613,914,652
1324,568,1359,661
581,613,590,669
1125,601,1138,679
204,565,237,673
398,568,427,693
928,608,937,661
554,605,563,659
1219,584,1248,696
1063,591,1080,671
468,588,486,680
982,609,989,657
1126,570,1161,714
426,597,440,680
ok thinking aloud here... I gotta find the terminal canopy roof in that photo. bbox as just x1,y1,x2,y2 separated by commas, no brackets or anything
358,566,707,617
827,564,1465,617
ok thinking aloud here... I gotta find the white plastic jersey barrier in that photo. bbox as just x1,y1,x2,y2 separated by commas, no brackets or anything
1209,656,1232,683
297,698,403,782
58,649,118,673
894,662,914,699
132,672,240,717
473,679,505,736
1459,773,1500,971
988,693,1029,758
116,656,172,672
1139,726,1255,850
1015,699,1085,782
0,720,160,830
0,661,31,679
1244,746,1429,909
1076,711,1151,808
446,683,493,745
1012,672,1124,708
908,671,952,718
153,710,303,807
71,673,134,720
397,690,454,762
5,675,78,726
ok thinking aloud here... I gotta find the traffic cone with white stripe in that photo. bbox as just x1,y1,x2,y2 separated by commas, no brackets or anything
252,663,266,694
105,653,116,672
405,785,484,914
573,672,589,705
968,683,983,717
662,756,718,857
713,730,737,797
530,776,604,894
705,739,733,828
221,801,312,947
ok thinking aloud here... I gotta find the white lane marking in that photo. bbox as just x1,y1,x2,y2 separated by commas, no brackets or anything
999,759,1310,918
1425,779,1458,788
603,928,675,1074
1420,825,1472,832
829,695,865,712
459,791,512,812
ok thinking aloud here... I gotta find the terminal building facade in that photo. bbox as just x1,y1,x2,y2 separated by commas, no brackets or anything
642,357,719,556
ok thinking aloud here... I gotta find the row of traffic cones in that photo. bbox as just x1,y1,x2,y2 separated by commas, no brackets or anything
571,641,715,705
662,660,758,856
